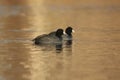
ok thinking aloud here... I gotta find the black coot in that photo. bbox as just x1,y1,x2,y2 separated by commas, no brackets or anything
32,29,64,45
63,27,74,45
49,27,74,40
47,27,74,45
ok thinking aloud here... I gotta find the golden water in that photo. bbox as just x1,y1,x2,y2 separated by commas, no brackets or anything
0,0,120,80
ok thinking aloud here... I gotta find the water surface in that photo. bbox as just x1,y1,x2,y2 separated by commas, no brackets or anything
0,0,120,80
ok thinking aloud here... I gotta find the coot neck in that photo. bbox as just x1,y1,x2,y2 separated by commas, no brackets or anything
67,33,72,37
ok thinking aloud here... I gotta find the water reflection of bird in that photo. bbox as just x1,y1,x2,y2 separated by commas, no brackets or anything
33,44,63,53
32,29,64,45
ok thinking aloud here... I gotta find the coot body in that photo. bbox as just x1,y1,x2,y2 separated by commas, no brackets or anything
32,29,64,45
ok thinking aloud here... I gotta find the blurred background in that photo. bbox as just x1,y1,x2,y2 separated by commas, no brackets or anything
0,0,120,80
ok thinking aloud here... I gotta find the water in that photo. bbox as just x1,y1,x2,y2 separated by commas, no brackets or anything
0,0,120,80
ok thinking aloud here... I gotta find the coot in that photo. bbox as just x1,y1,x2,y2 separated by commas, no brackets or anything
32,29,64,45
63,26,74,41
48,27,74,40
62,27,74,45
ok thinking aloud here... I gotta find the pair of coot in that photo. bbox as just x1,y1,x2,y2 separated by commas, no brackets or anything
32,27,74,45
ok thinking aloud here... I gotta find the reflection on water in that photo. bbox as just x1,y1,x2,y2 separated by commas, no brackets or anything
0,0,120,80
56,44,63,52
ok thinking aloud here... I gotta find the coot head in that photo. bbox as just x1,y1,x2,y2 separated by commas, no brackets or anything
65,27,74,36
55,29,64,38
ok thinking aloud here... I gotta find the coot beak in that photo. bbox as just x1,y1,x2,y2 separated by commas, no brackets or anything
72,30,75,33
63,31,66,34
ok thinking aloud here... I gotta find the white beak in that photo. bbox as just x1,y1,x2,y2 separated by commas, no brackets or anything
63,31,66,34
72,30,75,33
